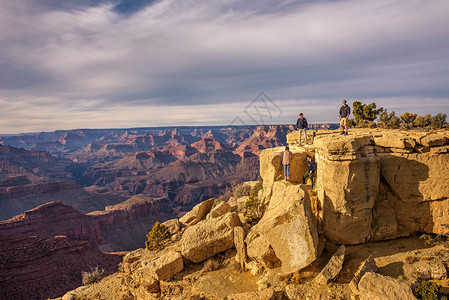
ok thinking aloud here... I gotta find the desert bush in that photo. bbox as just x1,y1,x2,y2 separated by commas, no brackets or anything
431,113,447,129
401,112,418,125
414,280,448,300
353,101,384,126
378,110,401,128
82,266,105,285
244,177,265,222
145,222,170,251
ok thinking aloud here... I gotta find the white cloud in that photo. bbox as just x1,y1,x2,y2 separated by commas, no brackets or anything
0,0,448,133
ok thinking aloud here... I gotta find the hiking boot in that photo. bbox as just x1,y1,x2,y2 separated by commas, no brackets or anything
345,131,348,135
340,131,345,135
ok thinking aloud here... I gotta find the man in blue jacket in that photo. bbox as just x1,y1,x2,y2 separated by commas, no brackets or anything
296,113,308,146
303,155,316,188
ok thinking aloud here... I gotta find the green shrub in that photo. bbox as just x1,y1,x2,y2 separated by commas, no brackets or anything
414,280,448,300
353,101,384,126
431,113,447,129
82,266,105,285
244,177,264,222
145,222,170,251
378,110,401,128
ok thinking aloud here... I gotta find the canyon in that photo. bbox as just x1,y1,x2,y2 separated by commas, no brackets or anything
54,128,449,300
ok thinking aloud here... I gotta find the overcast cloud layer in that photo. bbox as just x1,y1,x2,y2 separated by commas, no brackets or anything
0,0,448,134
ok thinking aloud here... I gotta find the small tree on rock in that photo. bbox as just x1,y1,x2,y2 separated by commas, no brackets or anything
400,112,417,126
352,101,383,127
145,222,170,251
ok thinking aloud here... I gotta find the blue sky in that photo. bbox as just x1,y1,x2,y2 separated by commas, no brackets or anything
0,0,448,133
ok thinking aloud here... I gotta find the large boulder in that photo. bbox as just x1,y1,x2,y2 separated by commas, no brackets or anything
358,272,416,300
180,212,241,263
246,181,319,274
313,130,449,244
143,250,184,281
258,147,310,203
179,198,215,226
161,219,181,235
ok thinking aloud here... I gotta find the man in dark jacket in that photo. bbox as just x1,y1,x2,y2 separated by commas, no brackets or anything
303,155,316,188
338,100,351,135
296,113,308,145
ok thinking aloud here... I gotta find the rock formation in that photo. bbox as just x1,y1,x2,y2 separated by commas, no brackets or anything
284,129,449,244
0,235,121,300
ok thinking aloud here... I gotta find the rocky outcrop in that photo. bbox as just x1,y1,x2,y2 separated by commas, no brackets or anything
358,272,416,300
88,195,172,251
246,181,319,274
0,201,103,247
0,235,121,300
280,129,449,244
181,212,242,263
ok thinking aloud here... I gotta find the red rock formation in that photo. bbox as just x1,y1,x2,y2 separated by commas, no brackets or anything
0,235,122,300
0,201,103,247
89,195,172,251
0,180,123,220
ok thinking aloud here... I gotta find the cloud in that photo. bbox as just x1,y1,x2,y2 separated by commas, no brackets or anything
0,0,448,133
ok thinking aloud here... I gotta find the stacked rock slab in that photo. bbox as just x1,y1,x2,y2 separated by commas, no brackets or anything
245,181,319,274
181,212,242,263
281,129,449,244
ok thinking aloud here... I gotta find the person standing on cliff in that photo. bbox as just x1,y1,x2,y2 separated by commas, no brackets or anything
303,155,316,188
296,113,308,145
338,100,351,135
282,146,293,181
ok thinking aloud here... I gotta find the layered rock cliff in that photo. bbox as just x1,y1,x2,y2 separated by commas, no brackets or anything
284,129,449,244
0,235,121,300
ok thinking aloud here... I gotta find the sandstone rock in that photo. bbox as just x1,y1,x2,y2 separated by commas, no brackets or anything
259,147,309,203
285,284,302,299
374,133,416,149
228,197,238,211
404,258,447,281
179,198,215,226
245,260,264,275
207,201,231,219
420,133,447,147
349,255,378,294
180,212,241,263
142,276,160,293
234,226,247,267
228,288,277,300
315,245,345,285
349,255,378,295
162,219,181,235
147,250,184,281
312,129,449,244
237,196,249,212
246,235,281,269
358,272,416,300
246,181,319,274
